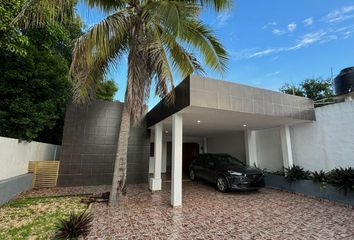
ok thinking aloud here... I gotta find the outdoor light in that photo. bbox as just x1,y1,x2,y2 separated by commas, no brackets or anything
197,120,201,123
165,130,169,134
243,124,247,127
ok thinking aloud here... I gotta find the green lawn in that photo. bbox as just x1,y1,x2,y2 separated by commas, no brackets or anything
0,196,88,240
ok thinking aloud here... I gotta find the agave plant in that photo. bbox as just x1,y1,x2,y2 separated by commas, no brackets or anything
54,211,93,239
312,170,328,183
284,165,312,181
327,167,354,194
312,170,328,191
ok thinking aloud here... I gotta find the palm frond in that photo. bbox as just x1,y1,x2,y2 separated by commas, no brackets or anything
144,1,199,37
146,24,176,104
83,0,127,13
70,10,134,103
187,0,232,12
12,0,74,28
181,19,228,73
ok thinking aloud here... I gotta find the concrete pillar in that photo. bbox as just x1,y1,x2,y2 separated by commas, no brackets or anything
203,137,208,153
280,125,294,169
171,113,183,207
244,130,258,167
149,123,162,191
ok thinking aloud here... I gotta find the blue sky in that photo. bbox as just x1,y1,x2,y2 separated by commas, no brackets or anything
76,0,354,108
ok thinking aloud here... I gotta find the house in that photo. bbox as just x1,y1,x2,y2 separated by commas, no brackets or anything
58,75,317,207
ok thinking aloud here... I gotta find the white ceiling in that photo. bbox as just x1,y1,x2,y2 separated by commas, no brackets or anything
151,106,309,137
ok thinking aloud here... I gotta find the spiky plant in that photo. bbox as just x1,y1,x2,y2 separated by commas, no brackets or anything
327,167,354,194
54,211,93,239
312,170,328,183
284,165,312,181
14,0,231,205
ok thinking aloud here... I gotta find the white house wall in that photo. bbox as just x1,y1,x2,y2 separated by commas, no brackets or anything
290,101,354,171
0,137,61,181
207,132,246,162
255,128,283,171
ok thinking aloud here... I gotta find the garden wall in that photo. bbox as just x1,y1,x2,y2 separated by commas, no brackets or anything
58,100,150,186
290,101,354,171
0,136,60,181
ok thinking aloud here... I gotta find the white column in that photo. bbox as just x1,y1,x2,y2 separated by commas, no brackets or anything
149,123,162,191
280,125,294,169
171,113,183,207
244,130,258,167
203,137,208,153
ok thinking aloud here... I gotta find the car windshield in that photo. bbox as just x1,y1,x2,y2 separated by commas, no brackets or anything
217,155,245,167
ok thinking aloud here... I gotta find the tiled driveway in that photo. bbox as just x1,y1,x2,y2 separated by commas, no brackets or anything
86,181,354,240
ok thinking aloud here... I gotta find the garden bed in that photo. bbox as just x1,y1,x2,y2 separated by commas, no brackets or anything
0,195,88,239
265,174,354,206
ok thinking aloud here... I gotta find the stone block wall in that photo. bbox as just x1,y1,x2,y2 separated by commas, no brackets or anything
58,100,150,186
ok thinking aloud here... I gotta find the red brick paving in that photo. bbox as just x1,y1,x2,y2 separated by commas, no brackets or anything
86,182,354,240
18,181,354,239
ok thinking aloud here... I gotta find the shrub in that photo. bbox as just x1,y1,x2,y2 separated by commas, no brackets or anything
284,165,311,181
54,211,93,239
312,170,328,183
327,167,354,194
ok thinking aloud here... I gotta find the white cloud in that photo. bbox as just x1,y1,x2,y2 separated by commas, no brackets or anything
303,17,314,26
216,13,231,26
266,71,280,77
262,22,277,29
324,5,354,23
288,23,297,31
272,29,286,35
243,31,335,58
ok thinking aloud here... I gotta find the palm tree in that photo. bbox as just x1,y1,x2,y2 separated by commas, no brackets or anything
14,0,230,205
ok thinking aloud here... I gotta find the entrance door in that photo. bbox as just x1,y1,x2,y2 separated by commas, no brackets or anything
166,142,200,176
183,143,199,175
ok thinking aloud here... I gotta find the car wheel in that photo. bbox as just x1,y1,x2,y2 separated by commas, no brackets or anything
216,176,228,193
189,169,197,181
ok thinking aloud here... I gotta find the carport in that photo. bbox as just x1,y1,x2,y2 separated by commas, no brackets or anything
146,75,315,207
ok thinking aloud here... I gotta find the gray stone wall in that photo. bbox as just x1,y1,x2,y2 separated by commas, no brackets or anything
58,100,150,187
190,75,315,121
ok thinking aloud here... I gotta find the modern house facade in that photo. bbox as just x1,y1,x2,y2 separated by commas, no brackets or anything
58,75,317,207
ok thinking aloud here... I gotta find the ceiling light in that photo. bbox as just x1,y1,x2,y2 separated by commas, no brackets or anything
197,120,201,123
243,124,247,127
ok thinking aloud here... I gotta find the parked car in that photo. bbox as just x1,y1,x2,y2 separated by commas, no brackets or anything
189,153,265,192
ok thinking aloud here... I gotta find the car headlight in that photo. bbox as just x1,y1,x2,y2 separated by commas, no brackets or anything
227,170,242,176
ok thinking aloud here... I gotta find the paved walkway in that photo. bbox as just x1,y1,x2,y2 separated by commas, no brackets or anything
84,181,354,240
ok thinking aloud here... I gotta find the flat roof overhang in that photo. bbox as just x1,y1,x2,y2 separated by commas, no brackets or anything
146,75,316,134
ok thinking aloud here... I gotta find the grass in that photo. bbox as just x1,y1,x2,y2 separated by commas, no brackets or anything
0,195,88,239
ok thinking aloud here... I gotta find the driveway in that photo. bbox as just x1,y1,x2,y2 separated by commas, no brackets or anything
87,181,354,240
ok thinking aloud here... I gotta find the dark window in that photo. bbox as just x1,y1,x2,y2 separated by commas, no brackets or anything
150,142,154,157
207,158,216,168
217,155,245,167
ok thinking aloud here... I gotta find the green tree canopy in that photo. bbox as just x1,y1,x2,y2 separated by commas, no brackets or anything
96,79,119,101
280,78,334,101
0,0,82,144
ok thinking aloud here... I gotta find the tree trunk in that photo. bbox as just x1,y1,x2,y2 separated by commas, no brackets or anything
109,105,131,206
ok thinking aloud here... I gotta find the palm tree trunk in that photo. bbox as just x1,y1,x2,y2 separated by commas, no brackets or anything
109,104,131,206
109,18,148,206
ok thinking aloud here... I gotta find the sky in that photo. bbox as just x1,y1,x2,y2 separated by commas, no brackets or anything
76,0,354,108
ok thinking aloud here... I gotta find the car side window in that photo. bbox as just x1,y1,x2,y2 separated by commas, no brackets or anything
194,156,202,165
206,156,216,168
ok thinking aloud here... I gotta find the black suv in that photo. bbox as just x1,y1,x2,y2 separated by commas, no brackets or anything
189,153,265,192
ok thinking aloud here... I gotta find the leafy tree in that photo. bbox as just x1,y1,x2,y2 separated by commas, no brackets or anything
280,78,334,101
0,0,28,57
96,80,119,101
16,0,230,205
0,0,82,144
